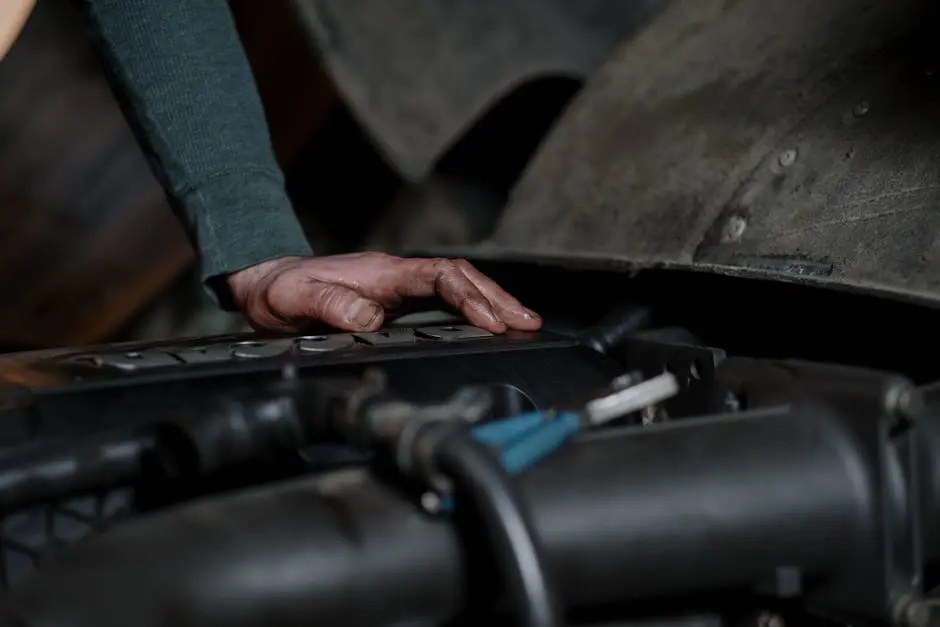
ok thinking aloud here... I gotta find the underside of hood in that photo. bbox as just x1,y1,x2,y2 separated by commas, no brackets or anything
446,0,940,308
293,0,665,180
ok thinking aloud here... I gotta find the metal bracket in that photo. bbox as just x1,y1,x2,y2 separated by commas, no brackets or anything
416,325,493,341
353,329,418,346
171,346,235,364
73,351,179,372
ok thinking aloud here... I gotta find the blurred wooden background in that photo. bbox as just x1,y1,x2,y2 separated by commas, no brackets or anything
0,0,337,350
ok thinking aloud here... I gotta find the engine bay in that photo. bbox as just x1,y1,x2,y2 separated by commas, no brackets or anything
0,267,938,627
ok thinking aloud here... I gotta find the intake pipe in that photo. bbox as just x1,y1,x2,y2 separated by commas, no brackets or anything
1,399,927,627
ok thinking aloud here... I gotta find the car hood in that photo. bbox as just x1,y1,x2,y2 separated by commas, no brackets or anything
431,0,940,309
293,0,665,181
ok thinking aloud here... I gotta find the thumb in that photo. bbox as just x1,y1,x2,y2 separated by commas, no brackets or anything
274,279,385,332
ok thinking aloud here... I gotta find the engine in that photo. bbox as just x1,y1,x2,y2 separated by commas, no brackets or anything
0,280,937,627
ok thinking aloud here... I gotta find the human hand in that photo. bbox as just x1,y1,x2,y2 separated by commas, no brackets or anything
225,253,542,334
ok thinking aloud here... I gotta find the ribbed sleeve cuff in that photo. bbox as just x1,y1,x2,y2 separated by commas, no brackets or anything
178,170,314,309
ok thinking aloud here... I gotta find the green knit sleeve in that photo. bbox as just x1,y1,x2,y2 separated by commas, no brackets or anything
77,0,313,306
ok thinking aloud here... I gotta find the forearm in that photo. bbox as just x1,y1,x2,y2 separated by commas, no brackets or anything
0,0,35,61
76,0,312,301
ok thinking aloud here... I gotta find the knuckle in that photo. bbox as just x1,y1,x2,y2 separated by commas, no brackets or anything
431,258,459,275
258,279,284,313
453,258,476,273
262,272,297,308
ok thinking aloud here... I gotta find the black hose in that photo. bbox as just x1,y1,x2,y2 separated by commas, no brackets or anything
434,432,563,627
0,403,887,627
0,393,309,516
581,305,652,355
0,429,153,514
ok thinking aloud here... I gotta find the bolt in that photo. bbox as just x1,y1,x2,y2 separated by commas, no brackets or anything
421,492,442,514
778,149,798,167
885,382,919,423
722,215,748,242
853,101,871,117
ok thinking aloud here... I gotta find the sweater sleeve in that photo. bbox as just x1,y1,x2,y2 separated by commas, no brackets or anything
76,0,313,306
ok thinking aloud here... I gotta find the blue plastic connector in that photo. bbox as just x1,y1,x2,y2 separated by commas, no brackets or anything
433,410,582,513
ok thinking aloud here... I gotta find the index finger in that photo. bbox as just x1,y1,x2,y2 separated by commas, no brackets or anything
399,258,508,333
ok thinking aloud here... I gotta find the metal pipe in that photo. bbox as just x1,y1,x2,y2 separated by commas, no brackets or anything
0,393,306,517
0,430,153,515
528,406,871,604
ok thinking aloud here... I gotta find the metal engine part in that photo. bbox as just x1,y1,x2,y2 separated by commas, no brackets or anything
0,291,935,627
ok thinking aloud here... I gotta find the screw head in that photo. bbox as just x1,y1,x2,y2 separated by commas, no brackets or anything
778,149,798,167
421,492,442,514
722,215,748,242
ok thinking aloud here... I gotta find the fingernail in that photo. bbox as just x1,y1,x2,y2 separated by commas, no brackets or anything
349,299,381,328
523,308,541,320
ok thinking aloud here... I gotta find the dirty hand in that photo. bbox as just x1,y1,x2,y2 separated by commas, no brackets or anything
226,253,542,334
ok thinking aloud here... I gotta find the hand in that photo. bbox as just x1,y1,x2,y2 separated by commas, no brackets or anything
226,253,542,334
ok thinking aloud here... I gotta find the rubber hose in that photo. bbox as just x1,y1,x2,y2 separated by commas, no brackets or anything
434,433,562,627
